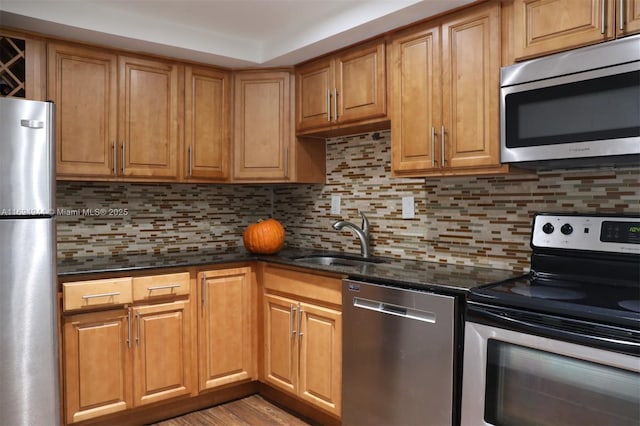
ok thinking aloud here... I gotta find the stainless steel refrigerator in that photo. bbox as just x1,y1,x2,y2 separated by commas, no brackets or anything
0,97,60,425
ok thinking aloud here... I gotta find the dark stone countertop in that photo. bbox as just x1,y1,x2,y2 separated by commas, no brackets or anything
58,247,525,295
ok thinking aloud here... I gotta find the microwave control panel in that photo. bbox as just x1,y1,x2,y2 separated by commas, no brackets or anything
531,214,640,254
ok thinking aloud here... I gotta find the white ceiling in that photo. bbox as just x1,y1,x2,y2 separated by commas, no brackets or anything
0,0,474,68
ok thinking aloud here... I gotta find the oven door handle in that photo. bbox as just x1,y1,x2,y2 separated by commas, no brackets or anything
468,304,640,355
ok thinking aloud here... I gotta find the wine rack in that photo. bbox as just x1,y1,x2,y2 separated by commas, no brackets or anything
0,36,26,97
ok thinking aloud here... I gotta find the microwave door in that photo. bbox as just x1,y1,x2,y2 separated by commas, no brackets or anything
500,63,640,165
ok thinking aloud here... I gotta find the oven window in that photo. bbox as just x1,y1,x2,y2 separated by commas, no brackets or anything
505,70,640,148
484,339,640,426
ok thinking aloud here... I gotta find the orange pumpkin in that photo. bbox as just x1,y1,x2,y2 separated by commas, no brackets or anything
242,218,285,254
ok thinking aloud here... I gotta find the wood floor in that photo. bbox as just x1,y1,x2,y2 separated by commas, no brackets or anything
151,395,313,426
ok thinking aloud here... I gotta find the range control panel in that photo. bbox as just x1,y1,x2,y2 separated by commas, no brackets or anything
531,214,640,254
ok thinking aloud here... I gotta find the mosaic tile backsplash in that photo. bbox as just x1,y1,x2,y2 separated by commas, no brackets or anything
56,183,272,259
58,130,639,271
272,130,639,271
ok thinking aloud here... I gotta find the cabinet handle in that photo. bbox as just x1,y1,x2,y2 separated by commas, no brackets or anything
121,141,126,174
201,273,207,307
135,311,141,346
333,88,338,122
188,145,193,177
440,125,446,166
81,291,120,299
327,89,331,122
147,284,181,291
620,0,625,31
297,303,304,339
127,309,132,349
290,304,296,337
284,147,289,179
112,142,117,176
431,127,436,167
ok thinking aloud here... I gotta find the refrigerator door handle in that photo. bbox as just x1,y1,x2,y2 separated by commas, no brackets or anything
20,120,44,129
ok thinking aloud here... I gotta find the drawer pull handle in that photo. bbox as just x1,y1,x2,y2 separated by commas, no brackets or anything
82,291,121,300
147,284,181,291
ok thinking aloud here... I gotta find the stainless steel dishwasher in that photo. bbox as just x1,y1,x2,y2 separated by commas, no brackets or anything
342,279,457,425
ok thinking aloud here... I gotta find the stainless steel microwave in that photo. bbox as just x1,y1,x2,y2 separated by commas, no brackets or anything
500,34,640,168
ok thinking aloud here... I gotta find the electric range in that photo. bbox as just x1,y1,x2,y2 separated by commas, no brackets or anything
461,213,640,426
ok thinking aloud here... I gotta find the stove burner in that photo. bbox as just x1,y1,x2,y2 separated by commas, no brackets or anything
511,286,586,300
618,300,640,313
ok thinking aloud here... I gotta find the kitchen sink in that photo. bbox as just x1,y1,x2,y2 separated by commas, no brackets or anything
293,254,386,267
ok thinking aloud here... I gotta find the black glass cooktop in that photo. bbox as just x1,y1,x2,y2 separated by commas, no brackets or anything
470,274,640,329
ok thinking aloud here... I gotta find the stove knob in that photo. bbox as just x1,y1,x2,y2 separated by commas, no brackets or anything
542,223,554,234
561,223,573,235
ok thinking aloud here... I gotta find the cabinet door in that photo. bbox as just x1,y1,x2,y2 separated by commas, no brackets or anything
335,39,386,125
63,309,132,424
619,0,640,36
198,267,255,391
48,43,118,178
298,302,342,417
233,71,291,180
263,293,298,394
513,0,613,60
442,2,501,170
119,55,180,179
390,23,442,175
132,301,191,406
295,58,334,131
185,66,230,180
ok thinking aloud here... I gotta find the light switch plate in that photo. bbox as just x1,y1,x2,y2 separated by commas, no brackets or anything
402,196,415,219
331,195,341,215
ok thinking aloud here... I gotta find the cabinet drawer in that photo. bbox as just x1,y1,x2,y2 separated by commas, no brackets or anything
262,265,342,306
63,278,133,311
132,272,190,301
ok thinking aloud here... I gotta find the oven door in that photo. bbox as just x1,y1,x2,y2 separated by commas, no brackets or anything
461,321,640,426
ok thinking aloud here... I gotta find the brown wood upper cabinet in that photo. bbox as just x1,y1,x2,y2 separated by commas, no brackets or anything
232,70,325,183
295,39,386,134
511,0,640,61
48,42,118,178
233,70,292,181
390,1,507,177
48,43,181,181
118,55,180,179
184,66,231,181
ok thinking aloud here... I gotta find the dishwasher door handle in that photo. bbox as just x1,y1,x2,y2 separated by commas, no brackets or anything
353,297,436,323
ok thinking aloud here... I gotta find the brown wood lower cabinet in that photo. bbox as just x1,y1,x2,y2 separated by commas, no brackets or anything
261,265,343,418
61,273,192,424
60,264,340,425
63,308,133,424
197,267,257,391
132,301,192,406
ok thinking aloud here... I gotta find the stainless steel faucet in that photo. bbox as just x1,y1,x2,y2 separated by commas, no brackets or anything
332,211,371,258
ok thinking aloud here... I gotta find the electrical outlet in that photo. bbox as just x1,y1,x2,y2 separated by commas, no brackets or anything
331,195,341,215
402,196,415,219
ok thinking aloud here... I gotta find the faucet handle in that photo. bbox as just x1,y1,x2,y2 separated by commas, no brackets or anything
359,211,370,236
